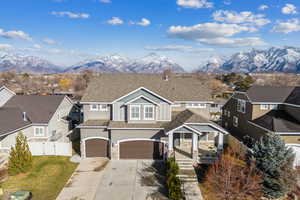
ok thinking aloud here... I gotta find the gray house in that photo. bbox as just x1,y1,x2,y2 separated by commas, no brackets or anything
78,74,227,162
0,86,74,154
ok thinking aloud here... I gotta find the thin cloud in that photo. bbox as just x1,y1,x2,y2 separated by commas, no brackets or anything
99,0,112,3
107,17,123,25
51,11,90,19
0,29,32,41
177,0,213,9
130,18,151,26
258,5,268,11
281,4,297,15
42,39,57,45
144,45,213,53
272,19,300,33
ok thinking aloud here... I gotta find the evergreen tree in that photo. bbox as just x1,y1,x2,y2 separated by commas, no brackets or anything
8,132,33,175
247,134,296,199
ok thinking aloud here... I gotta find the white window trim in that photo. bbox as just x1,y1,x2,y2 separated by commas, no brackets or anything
130,105,141,120
233,116,238,127
144,105,155,120
90,104,99,111
260,104,269,110
99,104,108,112
237,99,246,113
34,127,45,137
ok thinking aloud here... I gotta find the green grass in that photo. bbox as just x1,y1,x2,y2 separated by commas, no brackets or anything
2,156,78,200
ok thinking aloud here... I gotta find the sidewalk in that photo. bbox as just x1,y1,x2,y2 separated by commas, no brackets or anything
56,158,109,200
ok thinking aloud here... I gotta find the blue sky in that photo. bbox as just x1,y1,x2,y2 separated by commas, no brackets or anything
1,0,300,70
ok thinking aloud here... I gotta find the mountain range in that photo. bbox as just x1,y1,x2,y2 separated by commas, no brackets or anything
0,47,300,74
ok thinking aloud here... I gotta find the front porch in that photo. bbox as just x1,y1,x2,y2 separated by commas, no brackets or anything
167,124,226,164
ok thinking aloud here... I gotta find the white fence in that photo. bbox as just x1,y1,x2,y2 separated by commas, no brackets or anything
28,142,72,156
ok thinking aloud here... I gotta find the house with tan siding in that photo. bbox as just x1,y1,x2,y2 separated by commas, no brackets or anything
78,74,228,163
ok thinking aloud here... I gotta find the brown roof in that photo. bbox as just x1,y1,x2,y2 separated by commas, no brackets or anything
3,95,66,124
285,87,300,105
246,86,295,103
0,107,31,135
251,110,300,133
81,74,213,102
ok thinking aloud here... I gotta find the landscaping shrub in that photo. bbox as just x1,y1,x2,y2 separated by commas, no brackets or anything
166,157,182,200
247,134,296,199
8,132,33,175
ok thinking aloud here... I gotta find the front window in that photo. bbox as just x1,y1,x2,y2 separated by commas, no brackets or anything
130,105,140,120
260,104,269,110
90,104,108,111
90,104,98,111
233,116,238,127
144,105,154,120
34,127,45,137
99,105,108,111
237,100,246,113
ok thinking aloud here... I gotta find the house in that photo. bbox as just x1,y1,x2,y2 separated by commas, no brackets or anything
0,86,15,107
78,74,228,162
0,90,75,155
222,86,300,164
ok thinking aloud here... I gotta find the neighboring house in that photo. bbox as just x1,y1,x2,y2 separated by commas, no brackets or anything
0,93,75,154
78,74,227,162
222,86,300,165
0,86,15,107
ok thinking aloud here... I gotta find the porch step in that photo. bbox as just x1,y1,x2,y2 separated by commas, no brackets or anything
177,173,198,183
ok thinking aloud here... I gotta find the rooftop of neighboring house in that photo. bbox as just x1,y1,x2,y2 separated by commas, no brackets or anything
237,85,299,104
0,95,68,135
81,74,213,102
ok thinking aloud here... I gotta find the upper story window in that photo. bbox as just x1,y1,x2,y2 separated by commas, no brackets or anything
144,105,155,120
90,104,108,112
130,105,141,120
237,99,246,113
233,116,238,127
34,127,45,137
186,103,206,108
260,104,269,110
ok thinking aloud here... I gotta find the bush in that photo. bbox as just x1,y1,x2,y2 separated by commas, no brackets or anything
8,132,33,175
166,157,182,200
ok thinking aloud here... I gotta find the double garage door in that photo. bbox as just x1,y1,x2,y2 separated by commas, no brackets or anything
85,138,164,159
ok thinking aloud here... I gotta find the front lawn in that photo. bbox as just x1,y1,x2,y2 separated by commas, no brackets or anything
2,156,78,200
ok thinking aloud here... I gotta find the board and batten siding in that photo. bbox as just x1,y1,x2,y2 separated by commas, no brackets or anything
157,103,171,121
83,104,111,122
0,87,14,107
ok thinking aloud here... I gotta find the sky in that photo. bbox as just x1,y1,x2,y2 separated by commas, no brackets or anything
0,0,300,71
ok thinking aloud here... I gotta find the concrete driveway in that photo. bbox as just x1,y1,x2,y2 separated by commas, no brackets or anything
57,158,109,200
94,160,168,200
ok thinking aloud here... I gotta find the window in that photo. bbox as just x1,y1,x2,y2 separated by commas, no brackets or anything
260,104,269,110
269,104,278,110
228,111,231,117
34,127,44,137
237,99,246,113
233,116,238,127
144,105,154,120
130,105,140,120
90,104,108,111
211,104,218,108
186,103,206,108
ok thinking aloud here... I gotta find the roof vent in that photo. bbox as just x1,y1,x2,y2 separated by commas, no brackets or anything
23,112,27,122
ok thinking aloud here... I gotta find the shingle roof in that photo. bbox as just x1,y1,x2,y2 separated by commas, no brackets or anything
81,74,213,102
245,86,295,103
0,107,31,135
3,95,66,124
285,86,300,105
250,110,300,133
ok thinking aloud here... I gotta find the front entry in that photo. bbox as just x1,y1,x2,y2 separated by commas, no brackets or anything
173,132,193,159
119,140,164,160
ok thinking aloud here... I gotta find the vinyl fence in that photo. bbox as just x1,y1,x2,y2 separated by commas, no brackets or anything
28,142,72,156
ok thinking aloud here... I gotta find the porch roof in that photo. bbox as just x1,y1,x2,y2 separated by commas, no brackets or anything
164,109,228,135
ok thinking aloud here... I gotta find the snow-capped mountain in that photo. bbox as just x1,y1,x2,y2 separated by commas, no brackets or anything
0,51,62,74
198,47,300,73
65,53,185,73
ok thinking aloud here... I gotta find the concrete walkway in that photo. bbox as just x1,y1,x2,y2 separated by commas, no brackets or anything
56,158,109,200
183,182,204,200
94,160,167,200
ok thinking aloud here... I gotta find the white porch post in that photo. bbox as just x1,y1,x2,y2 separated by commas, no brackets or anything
192,132,198,160
168,131,174,157
218,132,224,150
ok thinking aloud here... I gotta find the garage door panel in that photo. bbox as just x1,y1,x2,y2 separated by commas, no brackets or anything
85,139,109,158
119,140,164,160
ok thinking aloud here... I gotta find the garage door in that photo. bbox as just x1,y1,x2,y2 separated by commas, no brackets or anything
119,140,164,160
85,139,109,158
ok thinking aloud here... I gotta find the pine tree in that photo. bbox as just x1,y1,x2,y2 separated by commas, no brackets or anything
8,132,33,175
247,134,296,199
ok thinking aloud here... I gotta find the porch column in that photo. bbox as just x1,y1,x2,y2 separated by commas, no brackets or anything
218,132,224,150
168,131,174,157
192,132,198,160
